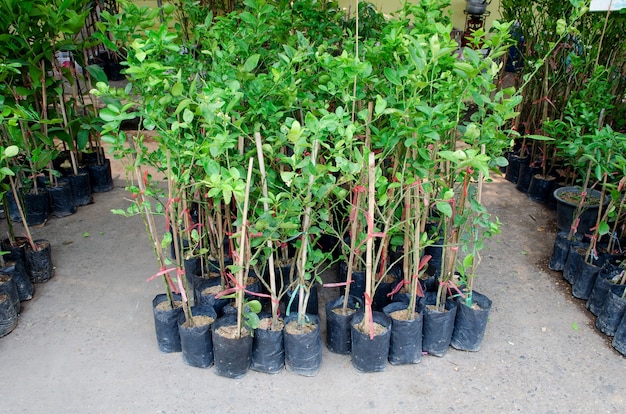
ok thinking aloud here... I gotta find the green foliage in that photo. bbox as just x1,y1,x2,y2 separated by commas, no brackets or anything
94,0,525,315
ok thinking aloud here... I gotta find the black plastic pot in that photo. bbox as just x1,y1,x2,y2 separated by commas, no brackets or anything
422,298,458,357
271,262,296,293
24,189,49,225
612,313,626,356
504,155,527,184
5,190,23,222
596,290,626,337
212,314,253,379
48,182,76,218
244,270,263,302
546,180,563,210
283,314,322,377
178,305,217,368
424,241,444,278
194,276,230,316
351,311,392,372
81,147,106,165
586,262,625,316
0,293,18,337
516,165,540,193
325,295,363,355
563,244,586,284
527,174,555,203
0,274,20,315
1,237,28,263
338,261,366,303
284,284,318,316
63,172,93,206
152,293,183,353
372,270,403,312
383,300,424,365
572,260,600,300
251,315,284,374
24,239,54,283
451,291,492,352
184,257,202,280
0,261,33,302
554,186,607,238
88,158,114,193
549,231,576,271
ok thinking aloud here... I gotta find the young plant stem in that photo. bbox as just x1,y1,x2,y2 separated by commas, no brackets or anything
358,151,376,337
407,183,422,320
235,157,255,337
254,132,280,327
402,181,411,289
468,145,487,299
607,193,625,254
342,172,364,311
586,152,610,263
568,158,594,240
166,152,192,325
6,172,36,251
57,94,79,176
128,137,173,307
296,139,319,326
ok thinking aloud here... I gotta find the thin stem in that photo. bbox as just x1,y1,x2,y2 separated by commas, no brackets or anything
235,157,255,337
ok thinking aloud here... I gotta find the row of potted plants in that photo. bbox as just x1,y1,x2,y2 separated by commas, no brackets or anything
0,0,116,227
499,1,626,357
90,0,522,375
0,1,120,336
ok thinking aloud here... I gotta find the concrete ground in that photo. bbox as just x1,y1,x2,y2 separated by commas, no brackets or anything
0,157,625,413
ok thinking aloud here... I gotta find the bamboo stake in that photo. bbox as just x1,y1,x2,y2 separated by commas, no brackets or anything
342,173,364,311
236,157,255,337
595,0,613,68
361,151,375,336
254,132,279,327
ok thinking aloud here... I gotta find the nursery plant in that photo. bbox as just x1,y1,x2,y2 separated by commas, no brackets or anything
91,0,578,371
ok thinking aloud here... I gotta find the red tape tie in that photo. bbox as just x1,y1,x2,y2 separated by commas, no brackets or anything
215,271,280,306
364,293,374,340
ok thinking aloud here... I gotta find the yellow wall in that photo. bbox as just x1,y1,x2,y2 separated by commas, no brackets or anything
131,1,503,32
336,0,502,32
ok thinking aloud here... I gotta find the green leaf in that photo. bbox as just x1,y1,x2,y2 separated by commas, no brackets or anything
86,64,109,84
463,254,474,269
182,108,194,124
83,232,90,238
571,322,578,331
111,209,128,216
244,311,260,330
436,201,453,218
161,232,173,249
4,145,19,158
247,300,262,314
494,156,509,167
598,221,610,235
384,67,402,86
243,54,260,72
171,82,184,97
77,129,89,151
374,95,387,115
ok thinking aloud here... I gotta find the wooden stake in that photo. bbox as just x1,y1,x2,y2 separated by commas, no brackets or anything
254,132,279,327
236,157,255,337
